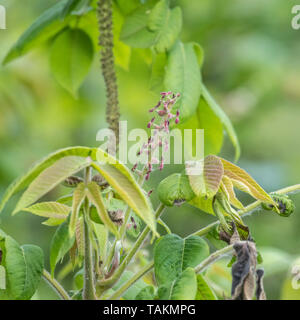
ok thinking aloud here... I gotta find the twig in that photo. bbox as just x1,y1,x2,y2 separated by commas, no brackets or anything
42,269,71,300
107,261,154,300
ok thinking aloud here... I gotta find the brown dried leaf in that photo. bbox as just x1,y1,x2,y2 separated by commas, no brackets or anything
231,241,257,300
256,269,266,300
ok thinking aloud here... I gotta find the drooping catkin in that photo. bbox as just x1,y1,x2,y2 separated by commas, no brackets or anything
97,0,120,149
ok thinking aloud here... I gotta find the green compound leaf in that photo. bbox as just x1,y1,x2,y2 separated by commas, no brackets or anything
0,235,44,300
50,28,94,96
154,234,209,286
176,97,223,157
50,219,75,276
120,5,157,48
164,41,202,123
3,0,73,65
157,173,195,207
158,268,197,300
148,0,182,53
0,146,95,214
13,156,92,215
196,274,218,300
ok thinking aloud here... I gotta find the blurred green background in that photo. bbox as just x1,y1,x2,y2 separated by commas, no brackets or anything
0,0,300,299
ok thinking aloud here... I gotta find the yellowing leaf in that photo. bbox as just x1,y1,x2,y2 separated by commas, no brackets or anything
221,175,244,210
220,158,275,205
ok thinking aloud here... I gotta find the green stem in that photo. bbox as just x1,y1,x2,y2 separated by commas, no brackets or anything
194,244,234,274
82,167,97,300
107,261,154,300
213,198,230,233
119,171,146,239
105,168,146,269
158,218,172,234
191,184,300,238
42,269,71,300
98,203,165,288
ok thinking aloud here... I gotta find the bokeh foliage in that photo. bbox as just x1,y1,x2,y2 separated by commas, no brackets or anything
0,0,299,299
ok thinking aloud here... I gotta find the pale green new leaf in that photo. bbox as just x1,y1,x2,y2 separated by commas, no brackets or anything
148,0,182,53
50,219,75,276
92,223,108,263
69,183,86,237
0,146,95,214
86,182,119,238
23,201,70,220
50,28,94,95
221,175,244,210
154,234,209,286
13,156,92,214
42,218,66,227
196,274,217,300
164,41,202,123
92,150,156,235
202,85,240,161
3,0,73,65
